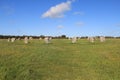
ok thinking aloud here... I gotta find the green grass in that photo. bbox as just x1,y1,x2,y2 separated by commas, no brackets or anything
0,39,120,80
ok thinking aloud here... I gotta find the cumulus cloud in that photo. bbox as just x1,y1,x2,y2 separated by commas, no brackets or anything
1,5,14,15
116,23,120,27
57,25,64,29
8,20,15,24
76,22,84,26
73,11,84,15
41,1,73,18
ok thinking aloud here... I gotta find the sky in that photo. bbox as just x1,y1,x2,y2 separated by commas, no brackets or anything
0,0,120,37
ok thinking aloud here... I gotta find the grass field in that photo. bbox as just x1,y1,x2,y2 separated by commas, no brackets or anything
0,39,120,80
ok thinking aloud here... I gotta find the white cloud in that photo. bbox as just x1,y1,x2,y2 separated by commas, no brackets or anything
116,23,120,27
1,5,14,15
76,22,84,26
41,1,72,18
57,25,64,29
74,11,84,15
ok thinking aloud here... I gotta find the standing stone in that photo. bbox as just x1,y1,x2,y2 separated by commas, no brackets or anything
100,36,105,42
17,38,21,40
44,37,49,44
87,37,90,41
72,37,77,43
11,38,15,42
94,37,97,40
68,37,71,40
7,38,11,42
49,37,52,41
89,37,94,43
78,37,81,39
44,37,51,44
39,37,42,40
24,37,28,44
29,37,33,40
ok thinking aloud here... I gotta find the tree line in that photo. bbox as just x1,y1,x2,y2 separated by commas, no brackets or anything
0,35,120,39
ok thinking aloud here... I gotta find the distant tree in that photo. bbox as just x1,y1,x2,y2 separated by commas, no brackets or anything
40,35,45,39
61,35,66,39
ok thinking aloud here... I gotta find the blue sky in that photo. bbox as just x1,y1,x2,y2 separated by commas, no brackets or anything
0,0,120,37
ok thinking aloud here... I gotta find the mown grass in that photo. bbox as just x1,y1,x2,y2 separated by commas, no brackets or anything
0,39,120,80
